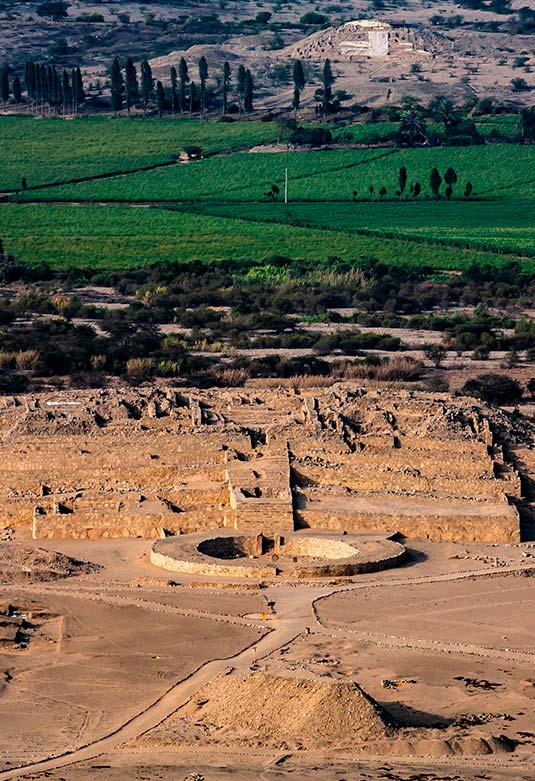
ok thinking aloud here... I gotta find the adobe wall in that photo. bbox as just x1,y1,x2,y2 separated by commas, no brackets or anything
0,386,527,543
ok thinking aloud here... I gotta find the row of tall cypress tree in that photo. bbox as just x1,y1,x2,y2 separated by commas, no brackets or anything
109,56,254,117
0,61,84,114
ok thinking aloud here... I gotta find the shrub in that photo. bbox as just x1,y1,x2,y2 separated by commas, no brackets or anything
460,373,523,405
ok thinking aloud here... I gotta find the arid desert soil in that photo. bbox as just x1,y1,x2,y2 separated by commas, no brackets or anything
0,532,535,780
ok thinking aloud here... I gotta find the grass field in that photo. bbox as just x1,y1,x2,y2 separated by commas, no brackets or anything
1,116,534,272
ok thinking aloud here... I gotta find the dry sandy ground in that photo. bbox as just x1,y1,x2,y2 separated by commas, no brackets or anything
1,532,535,780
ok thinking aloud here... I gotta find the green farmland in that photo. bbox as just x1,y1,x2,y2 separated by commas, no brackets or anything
1,115,535,272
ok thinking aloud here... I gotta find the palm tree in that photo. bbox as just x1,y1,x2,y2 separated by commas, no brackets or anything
429,96,462,136
399,106,427,146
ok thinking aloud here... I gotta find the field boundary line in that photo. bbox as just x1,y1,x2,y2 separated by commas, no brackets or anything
162,202,535,264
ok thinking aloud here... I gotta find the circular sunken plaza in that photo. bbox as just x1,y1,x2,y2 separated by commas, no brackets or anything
150,529,406,579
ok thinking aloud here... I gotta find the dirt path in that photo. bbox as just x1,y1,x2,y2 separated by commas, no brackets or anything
2,562,534,780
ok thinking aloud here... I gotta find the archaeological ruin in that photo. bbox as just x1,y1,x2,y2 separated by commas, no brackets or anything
0,385,531,554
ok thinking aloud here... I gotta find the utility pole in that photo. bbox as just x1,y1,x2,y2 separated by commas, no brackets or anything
284,167,288,204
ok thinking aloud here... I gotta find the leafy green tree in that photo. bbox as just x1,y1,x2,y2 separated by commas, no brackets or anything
520,106,535,142
125,57,138,115
178,57,189,113
398,165,408,196
156,80,165,117
464,180,473,198
399,105,427,146
37,1,69,19
140,60,154,116
110,57,124,113
430,167,442,198
222,61,231,115
198,56,208,118
429,96,462,134
461,373,523,406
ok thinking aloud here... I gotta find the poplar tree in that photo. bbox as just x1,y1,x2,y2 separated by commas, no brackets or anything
292,59,306,117
321,58,334,116
125,57,138,115
140,60,154,116
178,57,189,113
74,67,85,111
110,57,124,113
62,68,72,114
198,55,208,119
156,80,165,117
170,66,178,114
237,64,246,115
12,76,22,104
222,61,231,115
190,80,197,114
1,63,10,104
244,69,254,114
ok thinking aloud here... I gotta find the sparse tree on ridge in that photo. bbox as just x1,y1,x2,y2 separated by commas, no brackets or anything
140,59,154,116
125,57,138,115
222,61,231,115
199,55,208,119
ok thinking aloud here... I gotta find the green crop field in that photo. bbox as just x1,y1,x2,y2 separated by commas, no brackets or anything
1,116,535,273
0,116,284,191
19,148,397,203
188,200,535,258
21,144,535,204
0,203,526,271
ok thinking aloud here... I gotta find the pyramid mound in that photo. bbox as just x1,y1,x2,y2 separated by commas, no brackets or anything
185,670,395,749
0,543,98,584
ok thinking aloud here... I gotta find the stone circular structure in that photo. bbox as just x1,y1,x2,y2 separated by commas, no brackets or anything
150,530,406,579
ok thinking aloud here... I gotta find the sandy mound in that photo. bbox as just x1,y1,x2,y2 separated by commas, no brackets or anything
0,543,98,583
184,670,395,749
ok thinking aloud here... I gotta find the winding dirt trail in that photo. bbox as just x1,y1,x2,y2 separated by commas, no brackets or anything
2,561,534,780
